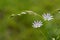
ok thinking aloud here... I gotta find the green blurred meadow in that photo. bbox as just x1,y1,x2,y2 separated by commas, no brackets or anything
0,0,60,40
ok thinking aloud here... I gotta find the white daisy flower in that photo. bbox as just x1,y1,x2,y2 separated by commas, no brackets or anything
42,13,53,21
32,20,43,28
52,38,55,40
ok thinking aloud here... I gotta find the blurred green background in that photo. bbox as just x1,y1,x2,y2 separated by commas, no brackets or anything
0,0,60,40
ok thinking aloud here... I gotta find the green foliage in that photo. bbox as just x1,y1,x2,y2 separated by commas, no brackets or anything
0,0,60,40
